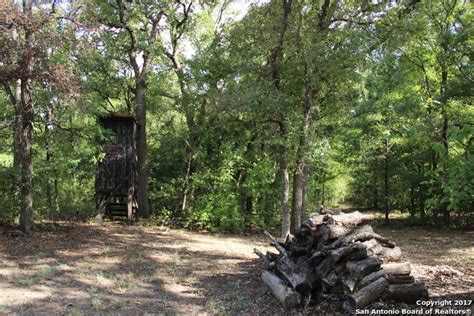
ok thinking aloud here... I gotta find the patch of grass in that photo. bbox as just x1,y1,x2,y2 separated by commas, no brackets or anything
221,281,242,301
58,263,72,271
111,300,126,310
114,277,130,293
102,246,114,255
228,298,252,312
37,249,54,258
75,262,98,275
43,289,54,302
159,311,177,316
206,299,227,315
0,305,13,313
66,307,84,316
39,267,61,279
222,289,240,300
88,286,98,295
17,276,39,287
90,297,103,308
95,272,110,285
149,276,164,286
15,304,34,316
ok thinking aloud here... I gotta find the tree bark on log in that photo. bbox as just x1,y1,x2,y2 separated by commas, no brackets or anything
276,256,312,294
315,257,334,278
325,211,375,226
329,243,367,263
386,275,415,284
331,226,395,248
362,239,401,262
330,225,374,248
382,262,411,275
305,211,374,228
265,231,289,257
379,246,401,262
262,270,301,309
318,224,353,240
254,248,275,270
346,276,388,310
356,269,385,290
343,256,381,292
385,282,428,303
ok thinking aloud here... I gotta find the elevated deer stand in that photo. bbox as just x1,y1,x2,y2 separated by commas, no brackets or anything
95,114,137,222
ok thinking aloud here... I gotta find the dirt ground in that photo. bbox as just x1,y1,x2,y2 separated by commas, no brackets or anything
0,221,472,315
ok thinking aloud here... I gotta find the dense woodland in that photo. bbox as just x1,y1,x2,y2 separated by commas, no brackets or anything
0,0,472,235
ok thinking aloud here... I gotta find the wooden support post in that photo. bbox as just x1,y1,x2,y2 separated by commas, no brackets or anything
127,186,133,222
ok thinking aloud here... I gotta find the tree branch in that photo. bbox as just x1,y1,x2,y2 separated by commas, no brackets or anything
2,83,16,106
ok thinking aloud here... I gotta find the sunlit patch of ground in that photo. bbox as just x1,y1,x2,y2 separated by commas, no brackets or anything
0,218,472,314
0,222,274,315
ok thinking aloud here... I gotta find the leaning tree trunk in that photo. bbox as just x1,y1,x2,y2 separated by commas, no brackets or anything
135,79,150,218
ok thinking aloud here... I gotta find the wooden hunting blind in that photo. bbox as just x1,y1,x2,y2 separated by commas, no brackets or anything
95,114,137,220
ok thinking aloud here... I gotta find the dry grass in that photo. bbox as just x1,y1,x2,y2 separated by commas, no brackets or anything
0,218,472,315
0,222,274,315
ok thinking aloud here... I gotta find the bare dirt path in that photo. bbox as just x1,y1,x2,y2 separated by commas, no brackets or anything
0,222,472,315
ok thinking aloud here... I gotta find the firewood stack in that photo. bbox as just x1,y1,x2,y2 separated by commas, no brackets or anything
255,211,428,312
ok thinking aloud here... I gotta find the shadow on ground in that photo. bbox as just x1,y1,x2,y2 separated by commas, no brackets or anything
0,222,280,315
1,220,472,315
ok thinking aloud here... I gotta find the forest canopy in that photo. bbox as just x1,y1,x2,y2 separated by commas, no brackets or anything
0,0,472,235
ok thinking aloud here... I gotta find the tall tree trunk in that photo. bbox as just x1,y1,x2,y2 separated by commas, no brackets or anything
300,164,309,223
18,0,34,234
291,87,314,233
440,68,450,224
135,79,150,218
266,0,292,237
181,149,194,214
12,81,22,208
180,100,199,214
279,143,290,238
320,171,326,206
384,139,390,224
45,105,53,218
13,80,22,170
19,79,34,233
291,159,304,232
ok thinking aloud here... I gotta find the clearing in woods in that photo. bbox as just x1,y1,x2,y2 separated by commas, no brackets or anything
0,222,472,315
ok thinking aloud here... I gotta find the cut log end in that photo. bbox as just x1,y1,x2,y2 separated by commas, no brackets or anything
382,262,411,275
346,276,389,310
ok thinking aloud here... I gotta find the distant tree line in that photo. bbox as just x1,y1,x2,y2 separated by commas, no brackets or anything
0,0,472,234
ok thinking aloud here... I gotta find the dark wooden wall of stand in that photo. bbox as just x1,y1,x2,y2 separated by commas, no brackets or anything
95,115,137,218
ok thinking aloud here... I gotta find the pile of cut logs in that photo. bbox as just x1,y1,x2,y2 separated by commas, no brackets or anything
255,211,428,312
